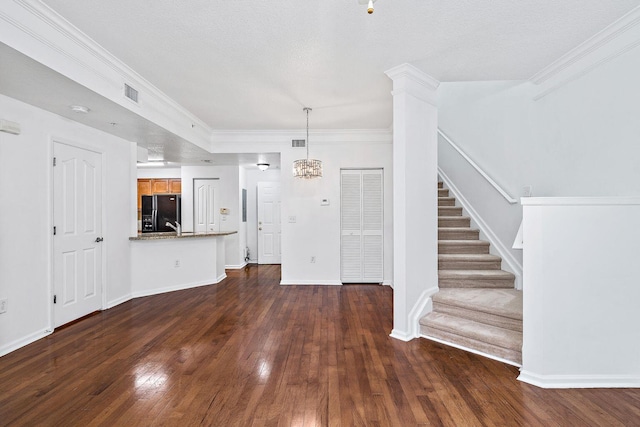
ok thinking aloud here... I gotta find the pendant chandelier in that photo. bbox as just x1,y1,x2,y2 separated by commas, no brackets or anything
293,107,323,179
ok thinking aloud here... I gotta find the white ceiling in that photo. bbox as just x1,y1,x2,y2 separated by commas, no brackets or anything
40,0,640,131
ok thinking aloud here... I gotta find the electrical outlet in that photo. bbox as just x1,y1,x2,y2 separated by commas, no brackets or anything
310,256,316,263
0,298,7,314
288,216,296,223
174,260,180,268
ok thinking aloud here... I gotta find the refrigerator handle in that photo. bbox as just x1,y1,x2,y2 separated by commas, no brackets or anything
152,209,157,231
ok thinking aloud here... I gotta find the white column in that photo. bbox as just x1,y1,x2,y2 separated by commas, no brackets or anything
385,64,440,340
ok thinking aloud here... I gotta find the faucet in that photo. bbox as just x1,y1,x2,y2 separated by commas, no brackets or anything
165,221,181,236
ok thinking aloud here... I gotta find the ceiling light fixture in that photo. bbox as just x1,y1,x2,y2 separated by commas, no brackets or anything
358,0,376,14
69,105,90,114
257,163,270,171
293,107,322,179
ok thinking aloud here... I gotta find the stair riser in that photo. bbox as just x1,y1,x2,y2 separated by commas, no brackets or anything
438,229,479,240
433,303,522,332
420,327,522,365
438,277,514,288
438,243,490,254
438,189,449,197
438,207,463,216
438,182,443,189
438,217,471,227
438,198,456,207
439,259,501,270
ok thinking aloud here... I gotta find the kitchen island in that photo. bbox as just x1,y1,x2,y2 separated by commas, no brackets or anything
130,231,237,298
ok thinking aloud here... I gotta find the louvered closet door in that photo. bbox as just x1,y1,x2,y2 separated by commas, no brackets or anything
341,169,383,283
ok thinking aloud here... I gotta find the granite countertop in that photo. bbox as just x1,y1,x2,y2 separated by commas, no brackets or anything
129,231,237,241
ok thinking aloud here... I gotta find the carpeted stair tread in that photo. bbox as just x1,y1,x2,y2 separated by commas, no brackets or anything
420,312,522,353
438,240,490,254
420,326,522,365
433,289,522,321
438,188,449,197
438,181,443,188
438,216,471,227
438,197,456,206
438,206,463,216
438,227,480,240
438,254,502,270
438,270,515,288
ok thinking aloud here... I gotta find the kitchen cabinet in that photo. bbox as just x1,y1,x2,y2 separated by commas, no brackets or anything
137,178,181,216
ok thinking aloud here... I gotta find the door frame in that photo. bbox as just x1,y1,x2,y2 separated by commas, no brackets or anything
49,137,107,331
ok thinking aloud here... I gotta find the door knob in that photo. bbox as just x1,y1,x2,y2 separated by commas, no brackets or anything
95,237,104,243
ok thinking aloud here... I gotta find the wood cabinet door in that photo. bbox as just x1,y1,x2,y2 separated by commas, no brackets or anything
169,179,182,194
152,179,169,194
137,179,152,209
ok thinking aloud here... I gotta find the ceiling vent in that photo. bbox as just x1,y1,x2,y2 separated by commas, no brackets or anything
292,139,306,148
124,84,139,103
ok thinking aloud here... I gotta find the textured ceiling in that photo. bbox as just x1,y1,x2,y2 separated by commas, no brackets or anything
35,1,640,130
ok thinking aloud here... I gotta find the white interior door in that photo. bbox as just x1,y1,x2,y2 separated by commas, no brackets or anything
53,141,103,327
194,179,219,233
257,182,281,264
341,169,383,283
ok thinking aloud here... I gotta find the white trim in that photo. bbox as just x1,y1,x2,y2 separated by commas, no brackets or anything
225,262,247,270
106,294,132,309
131,279,221,299
408,286,438,338
385,63,440,92
279,280,343,286
421,334,521,368
518,370,640,389
530,6,640,84
0,330,52,358
438,129,517,204
439,167,523,289
389,329,414,342
530,6,640,100
211,129,393,144
382,280,394,288
217,273,227,283
522,197,640,206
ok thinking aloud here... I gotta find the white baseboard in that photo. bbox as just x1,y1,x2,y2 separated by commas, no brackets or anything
280,280,343,286
518,370,640,389
389,329,414,342
0,329,53,358
421,334,522,368
225,262,247,270
132,279,218,299
382,280,394,288
408,286,438,338
439,167,523,289
216,273,227,283
107,294,132,309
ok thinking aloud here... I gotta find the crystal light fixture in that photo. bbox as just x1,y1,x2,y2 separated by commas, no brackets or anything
293,107,322,179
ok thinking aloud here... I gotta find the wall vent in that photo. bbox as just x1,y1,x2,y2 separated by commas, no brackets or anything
292,139,306,148
124,84,139,103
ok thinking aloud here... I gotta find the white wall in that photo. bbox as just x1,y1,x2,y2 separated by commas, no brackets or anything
519,198,640,388
437,41,640,268
245,169,281,263
180,165,244,268
280,141,394,285
0,93,135,356
137,167,181,179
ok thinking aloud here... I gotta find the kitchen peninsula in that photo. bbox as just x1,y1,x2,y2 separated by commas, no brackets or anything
130,231,237,298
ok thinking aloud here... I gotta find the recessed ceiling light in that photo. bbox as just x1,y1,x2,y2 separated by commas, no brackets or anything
69,105,90,114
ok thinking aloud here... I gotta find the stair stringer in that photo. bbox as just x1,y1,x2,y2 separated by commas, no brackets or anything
438,167,523,289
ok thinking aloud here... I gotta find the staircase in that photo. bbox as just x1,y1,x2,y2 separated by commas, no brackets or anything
420,182,523,365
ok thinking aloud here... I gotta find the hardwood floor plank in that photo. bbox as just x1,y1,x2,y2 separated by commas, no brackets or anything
1,265,639,426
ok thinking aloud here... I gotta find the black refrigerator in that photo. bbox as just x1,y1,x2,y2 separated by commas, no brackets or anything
141,194,181,233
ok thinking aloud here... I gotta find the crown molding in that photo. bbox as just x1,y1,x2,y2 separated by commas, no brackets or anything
529,6,640,99
211,128,393,145
385,63,440,106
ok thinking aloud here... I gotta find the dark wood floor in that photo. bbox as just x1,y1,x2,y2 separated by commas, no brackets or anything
1,265,639,426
